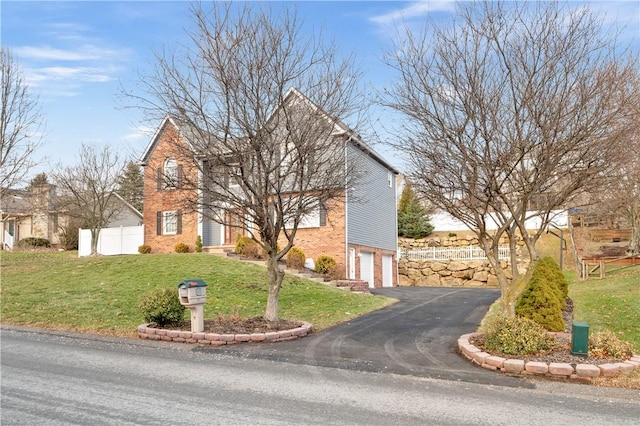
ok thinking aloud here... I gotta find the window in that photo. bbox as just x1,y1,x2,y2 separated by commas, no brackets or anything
388,171,393,188
156,210,182,235
164,158,178,188
163,211,177,235
157,158,181,190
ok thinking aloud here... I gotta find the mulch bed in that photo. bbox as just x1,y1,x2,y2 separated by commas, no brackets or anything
165,316,302,335
470,298,630,366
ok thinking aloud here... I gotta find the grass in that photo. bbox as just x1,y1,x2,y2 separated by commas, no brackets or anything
0,251,395,338
568,268,640,353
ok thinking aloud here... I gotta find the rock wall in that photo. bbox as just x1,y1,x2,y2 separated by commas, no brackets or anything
398,234,528,249
398,258,529,287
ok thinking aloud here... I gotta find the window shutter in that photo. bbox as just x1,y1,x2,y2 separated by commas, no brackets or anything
319,201,327,226
156,211,162,235
177,165,183,188
157,167,162,191
176,210,182,234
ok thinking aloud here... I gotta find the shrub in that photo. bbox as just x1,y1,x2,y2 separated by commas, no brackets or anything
315,255,337,274
589,330,633,359
326,262,346,281
483,315,557,355
536,257,568,300
138,244,152,254
286,247,306,269
515,275,565,331
235,236,260,259
138,287,185,327
174,242,190,253
195,235,203,253
16,237,51,248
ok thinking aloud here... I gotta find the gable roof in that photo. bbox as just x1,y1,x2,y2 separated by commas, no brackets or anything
139,89,399,175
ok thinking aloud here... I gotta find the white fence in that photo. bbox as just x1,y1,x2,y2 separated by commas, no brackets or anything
78,225,144,257
3,230,15,250
399,245,510,261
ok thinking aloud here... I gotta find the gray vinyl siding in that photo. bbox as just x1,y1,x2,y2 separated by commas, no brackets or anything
346,144,397,251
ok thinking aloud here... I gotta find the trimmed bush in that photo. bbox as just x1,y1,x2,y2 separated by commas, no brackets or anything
174,242,190,253
515,274,565,332
235,236,260,259
286,247,306,269
484,315,557,355
138,244,152,254
536,256,568,300
138,287,185,327
589,330,633,359
315,255,336,274
195,235,203,253
16,237,51,248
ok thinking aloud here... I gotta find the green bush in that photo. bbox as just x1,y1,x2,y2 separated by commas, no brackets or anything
138,244,152,254
515,275,565,332
195,235,203,253
315,255,337,274
484,315,557,355
589,330,633,359
16,237,51,248
174,242,190,253
138,287,185,327
536,256,568,300
235,236,260,258
286,247,306,269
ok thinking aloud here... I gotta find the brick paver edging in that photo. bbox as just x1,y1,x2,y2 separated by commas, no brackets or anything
458,332,640,381
137,321,313,346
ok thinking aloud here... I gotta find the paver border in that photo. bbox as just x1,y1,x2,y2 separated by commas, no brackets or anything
458,332,640,381
137,321,313,345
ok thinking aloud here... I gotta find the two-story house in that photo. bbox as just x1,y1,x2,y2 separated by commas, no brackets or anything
139,89,399,288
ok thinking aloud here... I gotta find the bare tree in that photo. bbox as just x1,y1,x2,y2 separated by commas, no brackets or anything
52,144,125,255
1,48,45,193
129,3,363,321
383,1,638,315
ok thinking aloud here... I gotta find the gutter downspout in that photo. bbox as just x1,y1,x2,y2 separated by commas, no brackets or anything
344,138,349,280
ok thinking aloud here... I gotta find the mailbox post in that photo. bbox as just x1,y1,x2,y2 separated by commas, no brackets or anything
177,279,208,333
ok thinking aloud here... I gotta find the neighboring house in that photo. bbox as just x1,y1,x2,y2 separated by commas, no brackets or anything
0,184,142,250
139,89,400,288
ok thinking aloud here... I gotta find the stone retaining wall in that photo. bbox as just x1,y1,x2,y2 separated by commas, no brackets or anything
399,258,529,287
137,321,313,345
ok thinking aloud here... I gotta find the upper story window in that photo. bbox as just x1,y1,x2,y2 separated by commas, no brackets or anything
388,171,393,188
157,158,182,190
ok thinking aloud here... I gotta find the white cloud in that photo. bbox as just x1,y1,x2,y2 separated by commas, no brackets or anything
121,126,155,142
14,45,102,61
370,1,457,26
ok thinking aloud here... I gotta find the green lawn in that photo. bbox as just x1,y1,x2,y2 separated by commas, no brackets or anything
0,251,395,337
568,267,640,353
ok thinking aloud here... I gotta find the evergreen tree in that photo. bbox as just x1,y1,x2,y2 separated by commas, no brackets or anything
117,161,143,212
28,172,49,187
398,182,433,239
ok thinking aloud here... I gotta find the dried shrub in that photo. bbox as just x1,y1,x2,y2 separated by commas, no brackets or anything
174,242,190,253
484,315,557,355
138,287,185,327
15,237,51,248
138,244,152,254
589,330,633,359
326,262,346,281
315,255,336,274
235,236,260,258
286,247,306,269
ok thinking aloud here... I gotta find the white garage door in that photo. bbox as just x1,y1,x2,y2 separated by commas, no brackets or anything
360,252,374,288
382,254,393,287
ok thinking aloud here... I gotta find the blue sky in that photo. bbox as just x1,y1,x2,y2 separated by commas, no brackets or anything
2,1,639,181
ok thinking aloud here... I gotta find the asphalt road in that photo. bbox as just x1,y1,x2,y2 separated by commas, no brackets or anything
198,287,522,386
2,328,639,425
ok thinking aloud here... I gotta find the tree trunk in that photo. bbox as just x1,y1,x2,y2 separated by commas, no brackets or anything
627,214,640,255
264,253,285,321
90,228,99,256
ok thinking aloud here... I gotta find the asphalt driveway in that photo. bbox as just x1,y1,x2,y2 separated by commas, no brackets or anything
196,287,531,388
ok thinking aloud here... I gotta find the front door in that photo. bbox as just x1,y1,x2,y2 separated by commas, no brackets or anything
224,211,244,245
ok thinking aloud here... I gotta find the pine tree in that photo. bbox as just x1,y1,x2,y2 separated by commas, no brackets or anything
398,182,433,239
117,161,143,212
